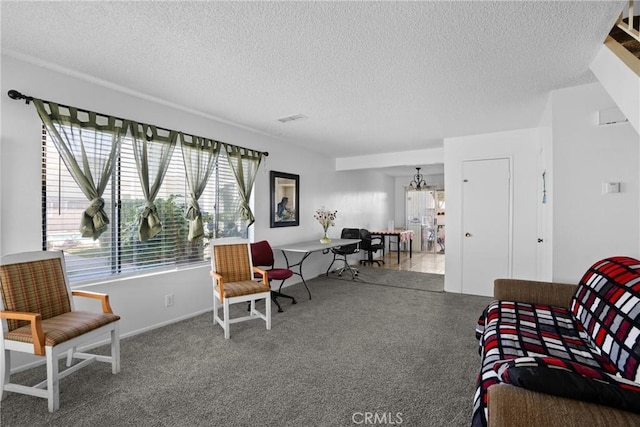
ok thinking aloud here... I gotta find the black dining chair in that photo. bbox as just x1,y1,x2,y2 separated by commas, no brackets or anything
325,228,361,279
359,229,385,266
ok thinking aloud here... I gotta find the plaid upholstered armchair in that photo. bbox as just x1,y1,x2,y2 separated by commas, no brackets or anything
210,238,271,339
0,251,120,412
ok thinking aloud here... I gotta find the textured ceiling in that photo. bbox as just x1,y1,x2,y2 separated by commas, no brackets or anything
0,1,625,163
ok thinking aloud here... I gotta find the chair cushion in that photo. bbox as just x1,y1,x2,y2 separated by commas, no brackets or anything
4,311,120,347
0,258,71,331
265,268,293,281
218,280,269,298
494,356,640,415
253,268,293,281
571,256,640,382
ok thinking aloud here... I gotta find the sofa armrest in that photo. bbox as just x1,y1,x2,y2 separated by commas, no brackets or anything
488,384,640,427
493,279,577,308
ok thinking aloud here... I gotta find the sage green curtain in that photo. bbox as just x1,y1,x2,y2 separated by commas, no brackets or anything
180,133,221,241
34,99,128,240
224,144,264,226
128,122,178,241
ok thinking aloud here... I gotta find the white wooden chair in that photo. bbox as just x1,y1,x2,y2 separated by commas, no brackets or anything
0,251,120,412
210,238,271,339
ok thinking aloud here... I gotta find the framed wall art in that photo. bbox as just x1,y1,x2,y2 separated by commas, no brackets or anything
270,171,299,227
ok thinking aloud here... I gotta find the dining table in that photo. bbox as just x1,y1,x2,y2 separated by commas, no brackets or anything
369,229,414,264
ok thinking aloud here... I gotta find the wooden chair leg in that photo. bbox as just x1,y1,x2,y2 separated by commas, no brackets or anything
223,299,231,339
111,325,120,374
1,349,10,400
213,293,219,325
266,294,272,331
46,349,60,412
66,348,75,367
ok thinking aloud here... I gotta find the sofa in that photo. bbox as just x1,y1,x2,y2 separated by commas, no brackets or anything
473,256,640,427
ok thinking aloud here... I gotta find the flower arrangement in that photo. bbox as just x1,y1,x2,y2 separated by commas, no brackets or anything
314,208,337,243
314,208,337,231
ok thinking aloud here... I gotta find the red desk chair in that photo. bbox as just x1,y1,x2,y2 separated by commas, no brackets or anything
251,240,297,312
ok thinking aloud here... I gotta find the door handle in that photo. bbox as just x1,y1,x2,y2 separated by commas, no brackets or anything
465,232,472,237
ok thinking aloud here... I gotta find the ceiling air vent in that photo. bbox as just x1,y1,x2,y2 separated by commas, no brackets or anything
277,113,307,123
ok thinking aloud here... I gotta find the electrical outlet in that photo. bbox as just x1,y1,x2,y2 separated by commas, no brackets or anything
165,294,174,307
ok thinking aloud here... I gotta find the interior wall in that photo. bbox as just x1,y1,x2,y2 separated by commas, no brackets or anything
0,55,394,369
536,93,554,281
551,82,639,282
443,128,540,294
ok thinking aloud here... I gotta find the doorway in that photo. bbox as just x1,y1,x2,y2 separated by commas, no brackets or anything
402,188,445,275
405,189,445,254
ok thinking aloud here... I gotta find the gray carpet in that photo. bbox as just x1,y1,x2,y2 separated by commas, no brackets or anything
1,274,491,427
326,266,444,292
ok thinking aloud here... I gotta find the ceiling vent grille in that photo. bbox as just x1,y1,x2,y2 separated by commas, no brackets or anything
277,113,307,123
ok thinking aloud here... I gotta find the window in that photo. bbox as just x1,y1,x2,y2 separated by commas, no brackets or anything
42,127,248,284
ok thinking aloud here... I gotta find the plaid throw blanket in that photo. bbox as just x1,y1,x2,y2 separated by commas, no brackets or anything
472,300,616,427
571,256,640,382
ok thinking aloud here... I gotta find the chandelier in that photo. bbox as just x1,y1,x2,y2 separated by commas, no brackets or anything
409,167,427,190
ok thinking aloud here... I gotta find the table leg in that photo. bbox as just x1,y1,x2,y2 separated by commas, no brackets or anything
382,235,386,258
409,238,413,258
282,251,313,300
396,235,400,265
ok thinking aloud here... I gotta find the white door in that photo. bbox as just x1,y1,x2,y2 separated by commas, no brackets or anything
462,158,511,297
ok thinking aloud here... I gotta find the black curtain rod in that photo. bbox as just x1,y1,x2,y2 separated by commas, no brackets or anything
7,89,269,157
8,89,33,103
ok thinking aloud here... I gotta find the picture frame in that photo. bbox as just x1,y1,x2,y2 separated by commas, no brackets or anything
270,171,299,228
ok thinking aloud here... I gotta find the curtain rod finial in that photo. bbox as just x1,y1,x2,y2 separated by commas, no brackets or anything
264,152,269,157
7,90,33,104
7,89,24,99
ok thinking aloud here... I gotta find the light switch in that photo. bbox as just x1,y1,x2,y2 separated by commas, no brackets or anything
603,182,621,194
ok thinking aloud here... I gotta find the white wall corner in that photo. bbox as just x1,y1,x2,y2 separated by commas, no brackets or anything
590,43,640,135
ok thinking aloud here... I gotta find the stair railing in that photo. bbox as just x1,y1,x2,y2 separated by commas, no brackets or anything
617,0,640,42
